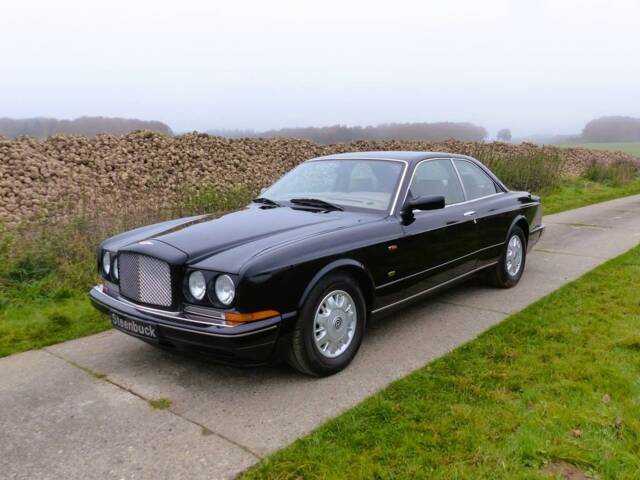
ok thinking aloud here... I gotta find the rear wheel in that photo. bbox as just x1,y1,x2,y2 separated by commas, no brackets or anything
287,272,366,376
485,225,526,288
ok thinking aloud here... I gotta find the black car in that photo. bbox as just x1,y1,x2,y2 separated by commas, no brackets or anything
90,151,544,376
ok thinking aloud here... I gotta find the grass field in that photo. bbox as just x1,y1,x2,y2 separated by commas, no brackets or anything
243,245,640,480
0,292,107,357
559,142,640,158
542,178,640,215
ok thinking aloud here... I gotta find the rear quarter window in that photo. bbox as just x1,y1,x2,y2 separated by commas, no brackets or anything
453,160,499,200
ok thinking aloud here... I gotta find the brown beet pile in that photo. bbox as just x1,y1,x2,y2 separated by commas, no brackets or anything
0,131,636,225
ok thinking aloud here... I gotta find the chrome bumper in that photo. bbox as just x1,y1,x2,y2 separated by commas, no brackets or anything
89,285,286,364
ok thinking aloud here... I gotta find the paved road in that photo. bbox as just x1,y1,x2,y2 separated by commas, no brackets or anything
2,195,640,480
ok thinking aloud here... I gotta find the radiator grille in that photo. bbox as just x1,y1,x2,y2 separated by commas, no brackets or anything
118,253,173,307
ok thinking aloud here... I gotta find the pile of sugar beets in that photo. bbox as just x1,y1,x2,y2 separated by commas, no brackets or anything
0,131,636,225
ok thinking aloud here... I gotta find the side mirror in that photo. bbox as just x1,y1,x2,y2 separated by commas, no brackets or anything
405,195,445,212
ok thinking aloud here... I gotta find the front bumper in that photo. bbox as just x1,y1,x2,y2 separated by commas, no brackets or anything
89,285,293,365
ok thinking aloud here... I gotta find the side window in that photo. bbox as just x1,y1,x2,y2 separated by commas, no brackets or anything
453,160,499,200
409,159,465,205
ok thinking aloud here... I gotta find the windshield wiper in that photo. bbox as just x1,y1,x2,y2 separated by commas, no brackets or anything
252,197,281,207
290,198,344,211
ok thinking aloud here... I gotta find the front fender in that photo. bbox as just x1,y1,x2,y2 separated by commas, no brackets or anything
298,258,374,310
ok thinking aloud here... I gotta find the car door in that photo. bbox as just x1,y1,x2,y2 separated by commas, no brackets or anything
393,158,480,298
452,159,510,267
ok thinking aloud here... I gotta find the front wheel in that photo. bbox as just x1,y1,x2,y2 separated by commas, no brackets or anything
485,225,526,288
287,272,366,376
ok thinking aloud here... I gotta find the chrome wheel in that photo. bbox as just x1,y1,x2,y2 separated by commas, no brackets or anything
506,235,523,276
313,290,357,359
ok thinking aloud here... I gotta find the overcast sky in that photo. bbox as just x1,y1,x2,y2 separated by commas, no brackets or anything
1,0,639,137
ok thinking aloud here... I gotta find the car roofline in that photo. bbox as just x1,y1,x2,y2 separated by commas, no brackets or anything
307,151,479,165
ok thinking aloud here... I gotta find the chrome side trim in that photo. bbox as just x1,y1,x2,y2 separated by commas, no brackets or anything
376,242,504,289
389,160,410,215
307,156,411,163
518,202,538,209
372,262,498,314
443,192,505,209
451,157,468,200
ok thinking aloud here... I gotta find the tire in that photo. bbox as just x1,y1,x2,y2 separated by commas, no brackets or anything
485,225,527,288
287,272,366,376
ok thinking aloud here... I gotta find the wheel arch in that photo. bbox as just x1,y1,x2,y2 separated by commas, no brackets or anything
298,259,375,316
509,215,530,245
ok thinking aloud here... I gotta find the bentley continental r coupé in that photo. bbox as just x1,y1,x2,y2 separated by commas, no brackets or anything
90,151,544,376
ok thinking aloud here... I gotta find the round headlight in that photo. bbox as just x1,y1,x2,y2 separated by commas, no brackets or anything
215,274,235,305
102,251,111,275
113,257,119,280
188,271,207,300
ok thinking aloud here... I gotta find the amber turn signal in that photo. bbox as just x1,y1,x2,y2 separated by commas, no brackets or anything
225,310,280,323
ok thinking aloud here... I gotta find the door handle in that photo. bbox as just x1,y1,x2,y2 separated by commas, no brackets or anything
463,210,476,216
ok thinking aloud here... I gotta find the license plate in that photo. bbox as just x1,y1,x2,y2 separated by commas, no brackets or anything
111,313,158,340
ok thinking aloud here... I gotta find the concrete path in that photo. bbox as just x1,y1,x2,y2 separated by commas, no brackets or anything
2,195,640,480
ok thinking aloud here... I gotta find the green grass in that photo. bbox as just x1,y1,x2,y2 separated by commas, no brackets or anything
148,398,172,410
243,246,640,480
559,142,640,158
0,187,253,358
540,177,640,215
0,170,639,359
0,293,109,357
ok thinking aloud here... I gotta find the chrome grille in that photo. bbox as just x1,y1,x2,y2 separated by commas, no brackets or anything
118,253,172,307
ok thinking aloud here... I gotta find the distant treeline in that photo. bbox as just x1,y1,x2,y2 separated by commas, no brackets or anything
582,116,640,142
208,122,488,144
0,116,173,138
517,116,640,145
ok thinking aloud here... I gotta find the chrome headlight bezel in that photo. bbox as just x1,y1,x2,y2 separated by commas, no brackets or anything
102,251,111,276
188,270,207,301
113,256,119,281
214,274,235,306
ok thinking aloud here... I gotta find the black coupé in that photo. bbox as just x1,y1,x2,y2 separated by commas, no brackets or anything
90,151,544,376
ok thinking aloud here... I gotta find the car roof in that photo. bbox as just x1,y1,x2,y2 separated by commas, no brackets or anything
309,151,475,164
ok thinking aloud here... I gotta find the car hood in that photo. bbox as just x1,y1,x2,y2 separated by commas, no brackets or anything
107,206,379,271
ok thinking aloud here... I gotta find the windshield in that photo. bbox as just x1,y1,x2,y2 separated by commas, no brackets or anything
261,159,405,212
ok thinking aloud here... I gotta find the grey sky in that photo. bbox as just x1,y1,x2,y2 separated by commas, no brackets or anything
1,0,639,137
